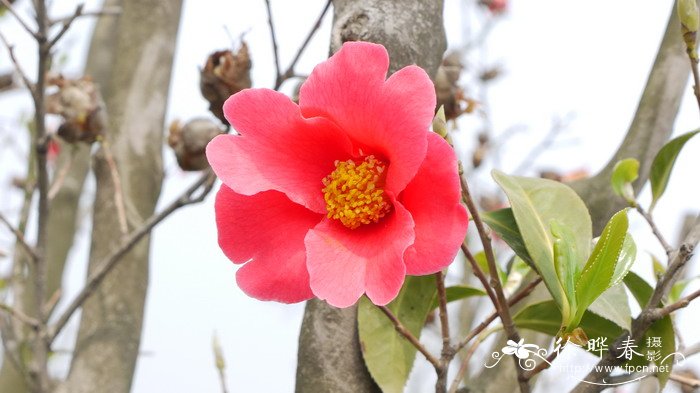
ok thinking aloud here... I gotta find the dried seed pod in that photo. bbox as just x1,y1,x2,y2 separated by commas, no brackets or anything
46,75,106,144
200,43,252,125
168,118,224,171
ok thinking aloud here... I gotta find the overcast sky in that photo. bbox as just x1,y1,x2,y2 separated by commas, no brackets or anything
1,0,699,392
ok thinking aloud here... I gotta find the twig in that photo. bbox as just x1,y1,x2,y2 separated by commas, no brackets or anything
0,30,35,96
461,243,499,308
522,346,560,379
448,278,542,393
689,57,700,117
0,303,39,328
101,140,129,236
0,0,38,39
636,204,673,255
648,286,700,320
212,333,229,393
513,114,573,175
455,277,542,352
435,271,452,393
376,304,441,370
670,372,700,389
0,212,40,262
47,3,85,49
274,0,331,89
263,0,282,88
48,170,217,342
460,175,530,393
49,6,121,26
448,325,503,393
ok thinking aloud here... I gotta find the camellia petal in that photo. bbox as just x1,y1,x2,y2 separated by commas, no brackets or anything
207,88,353,214
215,185,322,303
401,132,469,275
298,42,436,194
304,199,415,308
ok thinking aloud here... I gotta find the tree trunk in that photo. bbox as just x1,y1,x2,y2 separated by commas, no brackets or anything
58,1,182,392
295,1,446,392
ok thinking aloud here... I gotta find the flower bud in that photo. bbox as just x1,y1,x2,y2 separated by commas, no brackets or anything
168,118,224,171
678,0,700,60
200,43,252,125
435,52,466,120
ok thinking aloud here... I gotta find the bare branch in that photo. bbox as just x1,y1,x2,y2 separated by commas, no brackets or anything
0,30,35,96
0,303,39,328
263,0,282,87
460,175,530,393
49,6,121,26
636,204,674,255
47,3,84,49
0,212,39,262
49,170,216,342
0,0,38,39
275,0,332,89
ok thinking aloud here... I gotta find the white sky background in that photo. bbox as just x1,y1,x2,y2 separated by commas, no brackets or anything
1,0,699,392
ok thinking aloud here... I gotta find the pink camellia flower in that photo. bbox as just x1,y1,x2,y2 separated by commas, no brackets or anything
206,42,468,308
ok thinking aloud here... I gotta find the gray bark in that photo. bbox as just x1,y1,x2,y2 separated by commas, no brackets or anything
570,1,689,234
57,1,182,392
295,1,446,392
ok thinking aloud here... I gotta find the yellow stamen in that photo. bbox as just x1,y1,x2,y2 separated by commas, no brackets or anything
322,155,392,229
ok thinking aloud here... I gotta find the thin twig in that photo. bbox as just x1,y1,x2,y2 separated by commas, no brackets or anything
460,175,530,393
49,6,121,26
513,114,573,175
0,212,40,262
649,286,700,320
0,0,38,39
461,243,499,308
689,57,700,117
448,325,503,393
0,303,39,328
48,170,217,342
376,304,441,370
448,278,542,393
522,346,560,380
0,30,36,96
263,0,282,87
636,204,673,255
670,372,700,389
47,3,85,48
455,277,542,352
274,0,331,89
435,271,453,393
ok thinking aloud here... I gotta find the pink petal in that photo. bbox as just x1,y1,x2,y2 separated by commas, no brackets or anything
206,89,352,214
298,42,436,194
400,132,469,275
304,198,415,307
215,185,323,303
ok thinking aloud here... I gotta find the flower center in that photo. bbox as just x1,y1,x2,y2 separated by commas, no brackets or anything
321,155,392,229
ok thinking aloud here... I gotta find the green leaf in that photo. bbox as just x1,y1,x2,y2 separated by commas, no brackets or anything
611,234,637,287
588,284,631,331
513,300,623,343
610,158,639,204
430,285,486,310
571,210,629,330
650,129,700,210
669,276,700,304
482,208,535,268
623,272,676,388
492,170,592,314
358,276,436,393
551,219,581,321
